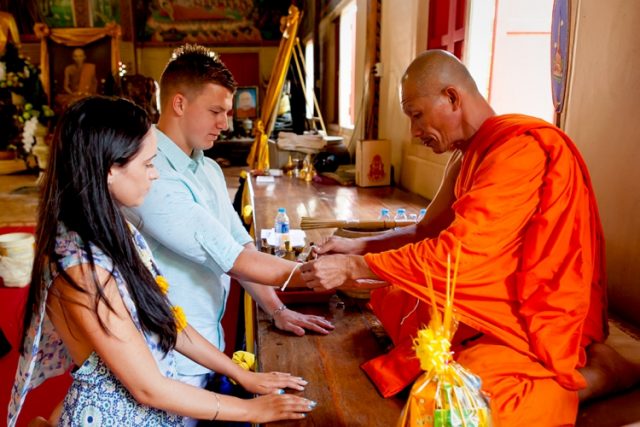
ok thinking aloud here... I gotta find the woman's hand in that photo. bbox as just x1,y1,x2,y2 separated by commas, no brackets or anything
244,394,316,423
235,370,307,395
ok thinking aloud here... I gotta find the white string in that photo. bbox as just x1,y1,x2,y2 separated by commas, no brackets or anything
399,299,420,325
280,263,302,291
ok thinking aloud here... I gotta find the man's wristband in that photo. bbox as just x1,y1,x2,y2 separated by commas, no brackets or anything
271,304,287,318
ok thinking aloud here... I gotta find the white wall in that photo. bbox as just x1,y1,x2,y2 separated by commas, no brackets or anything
563,0,640,324
379,0,441,197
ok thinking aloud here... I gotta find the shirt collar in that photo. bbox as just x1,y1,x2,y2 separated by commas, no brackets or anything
154,126,205,173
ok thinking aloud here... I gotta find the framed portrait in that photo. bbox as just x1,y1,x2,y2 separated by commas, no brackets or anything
49,36,113,112
234,86,258,120
34,23,121,112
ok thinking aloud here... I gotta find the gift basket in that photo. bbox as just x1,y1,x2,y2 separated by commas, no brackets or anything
398,245,492,427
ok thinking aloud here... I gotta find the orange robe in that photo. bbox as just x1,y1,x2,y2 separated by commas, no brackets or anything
362,114,607,426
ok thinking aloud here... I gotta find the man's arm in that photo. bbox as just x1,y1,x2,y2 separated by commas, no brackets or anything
128,176,251,277
315,150,462,255
130,175,333,336
231,243,335,336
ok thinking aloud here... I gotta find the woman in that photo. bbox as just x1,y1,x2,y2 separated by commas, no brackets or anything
8,97,314,426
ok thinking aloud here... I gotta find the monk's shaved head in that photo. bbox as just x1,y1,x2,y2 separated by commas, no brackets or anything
399,49,495,148
401,50,479,102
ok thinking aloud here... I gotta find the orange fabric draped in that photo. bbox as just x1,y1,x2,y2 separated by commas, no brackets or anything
74,63,98,94
362,114,607,425
0,11,20,53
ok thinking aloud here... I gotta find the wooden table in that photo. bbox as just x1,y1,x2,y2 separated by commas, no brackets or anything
247,174,429,426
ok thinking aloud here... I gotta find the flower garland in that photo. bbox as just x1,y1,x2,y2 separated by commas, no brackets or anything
21,116,38,154
134,229,187,333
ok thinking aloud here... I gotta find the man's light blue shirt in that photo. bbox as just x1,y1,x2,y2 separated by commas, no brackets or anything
125,127,252,376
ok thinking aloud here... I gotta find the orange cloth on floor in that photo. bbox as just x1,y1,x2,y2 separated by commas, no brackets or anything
362,115,607,423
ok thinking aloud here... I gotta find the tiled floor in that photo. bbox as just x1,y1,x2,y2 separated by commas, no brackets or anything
0,159,245,227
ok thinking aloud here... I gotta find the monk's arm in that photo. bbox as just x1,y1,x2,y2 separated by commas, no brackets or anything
315,150,462,255
364,137,547,292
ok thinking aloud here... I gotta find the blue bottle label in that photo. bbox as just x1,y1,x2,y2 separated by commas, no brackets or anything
276,222,289,234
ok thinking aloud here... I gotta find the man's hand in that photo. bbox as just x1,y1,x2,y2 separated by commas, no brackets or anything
313,236,366,255
273,308,335,336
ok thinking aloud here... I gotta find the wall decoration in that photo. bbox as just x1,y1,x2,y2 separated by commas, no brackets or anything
139,0,290,45
89,0,121,27
40,0,77,28
551,0,570,114
234,86,258,120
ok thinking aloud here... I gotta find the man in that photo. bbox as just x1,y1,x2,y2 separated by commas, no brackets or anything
301,50,639,426
125,44,333,424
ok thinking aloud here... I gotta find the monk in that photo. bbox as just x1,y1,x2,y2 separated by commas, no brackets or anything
63,48,97,96
55,48,97,110
300,50,640,426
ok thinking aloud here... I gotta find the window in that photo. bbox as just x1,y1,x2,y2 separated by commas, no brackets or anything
338,1,357,129
305,39,314,120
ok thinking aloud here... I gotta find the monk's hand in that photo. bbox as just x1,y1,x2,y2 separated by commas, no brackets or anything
313,236,366,255
273,308,335,336
300,254,352,290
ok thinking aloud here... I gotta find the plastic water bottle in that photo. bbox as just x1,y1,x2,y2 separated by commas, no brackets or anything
417,208,427,222
394,208,408,221
274,208,290,257
378,208,391,221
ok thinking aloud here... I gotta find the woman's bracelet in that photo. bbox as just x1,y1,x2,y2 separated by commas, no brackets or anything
271,304,287,318
211,392,220,421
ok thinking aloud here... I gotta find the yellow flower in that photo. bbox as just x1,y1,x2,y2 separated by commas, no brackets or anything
172,306,187,333
155,275,169,295
413,326,452,375
229,351,256,384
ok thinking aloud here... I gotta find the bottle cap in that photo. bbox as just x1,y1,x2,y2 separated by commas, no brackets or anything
278,207,286,213
381,208,389,215
397,208,406,214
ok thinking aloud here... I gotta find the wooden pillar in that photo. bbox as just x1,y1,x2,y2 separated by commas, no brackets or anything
363,0,381,140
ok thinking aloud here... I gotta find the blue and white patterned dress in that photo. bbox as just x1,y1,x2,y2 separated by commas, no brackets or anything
7,223,185,426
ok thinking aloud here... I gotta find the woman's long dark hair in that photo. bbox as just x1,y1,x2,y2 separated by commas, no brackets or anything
22,96,177,353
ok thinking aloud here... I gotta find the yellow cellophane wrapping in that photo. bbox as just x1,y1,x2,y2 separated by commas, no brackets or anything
397,245,492,427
